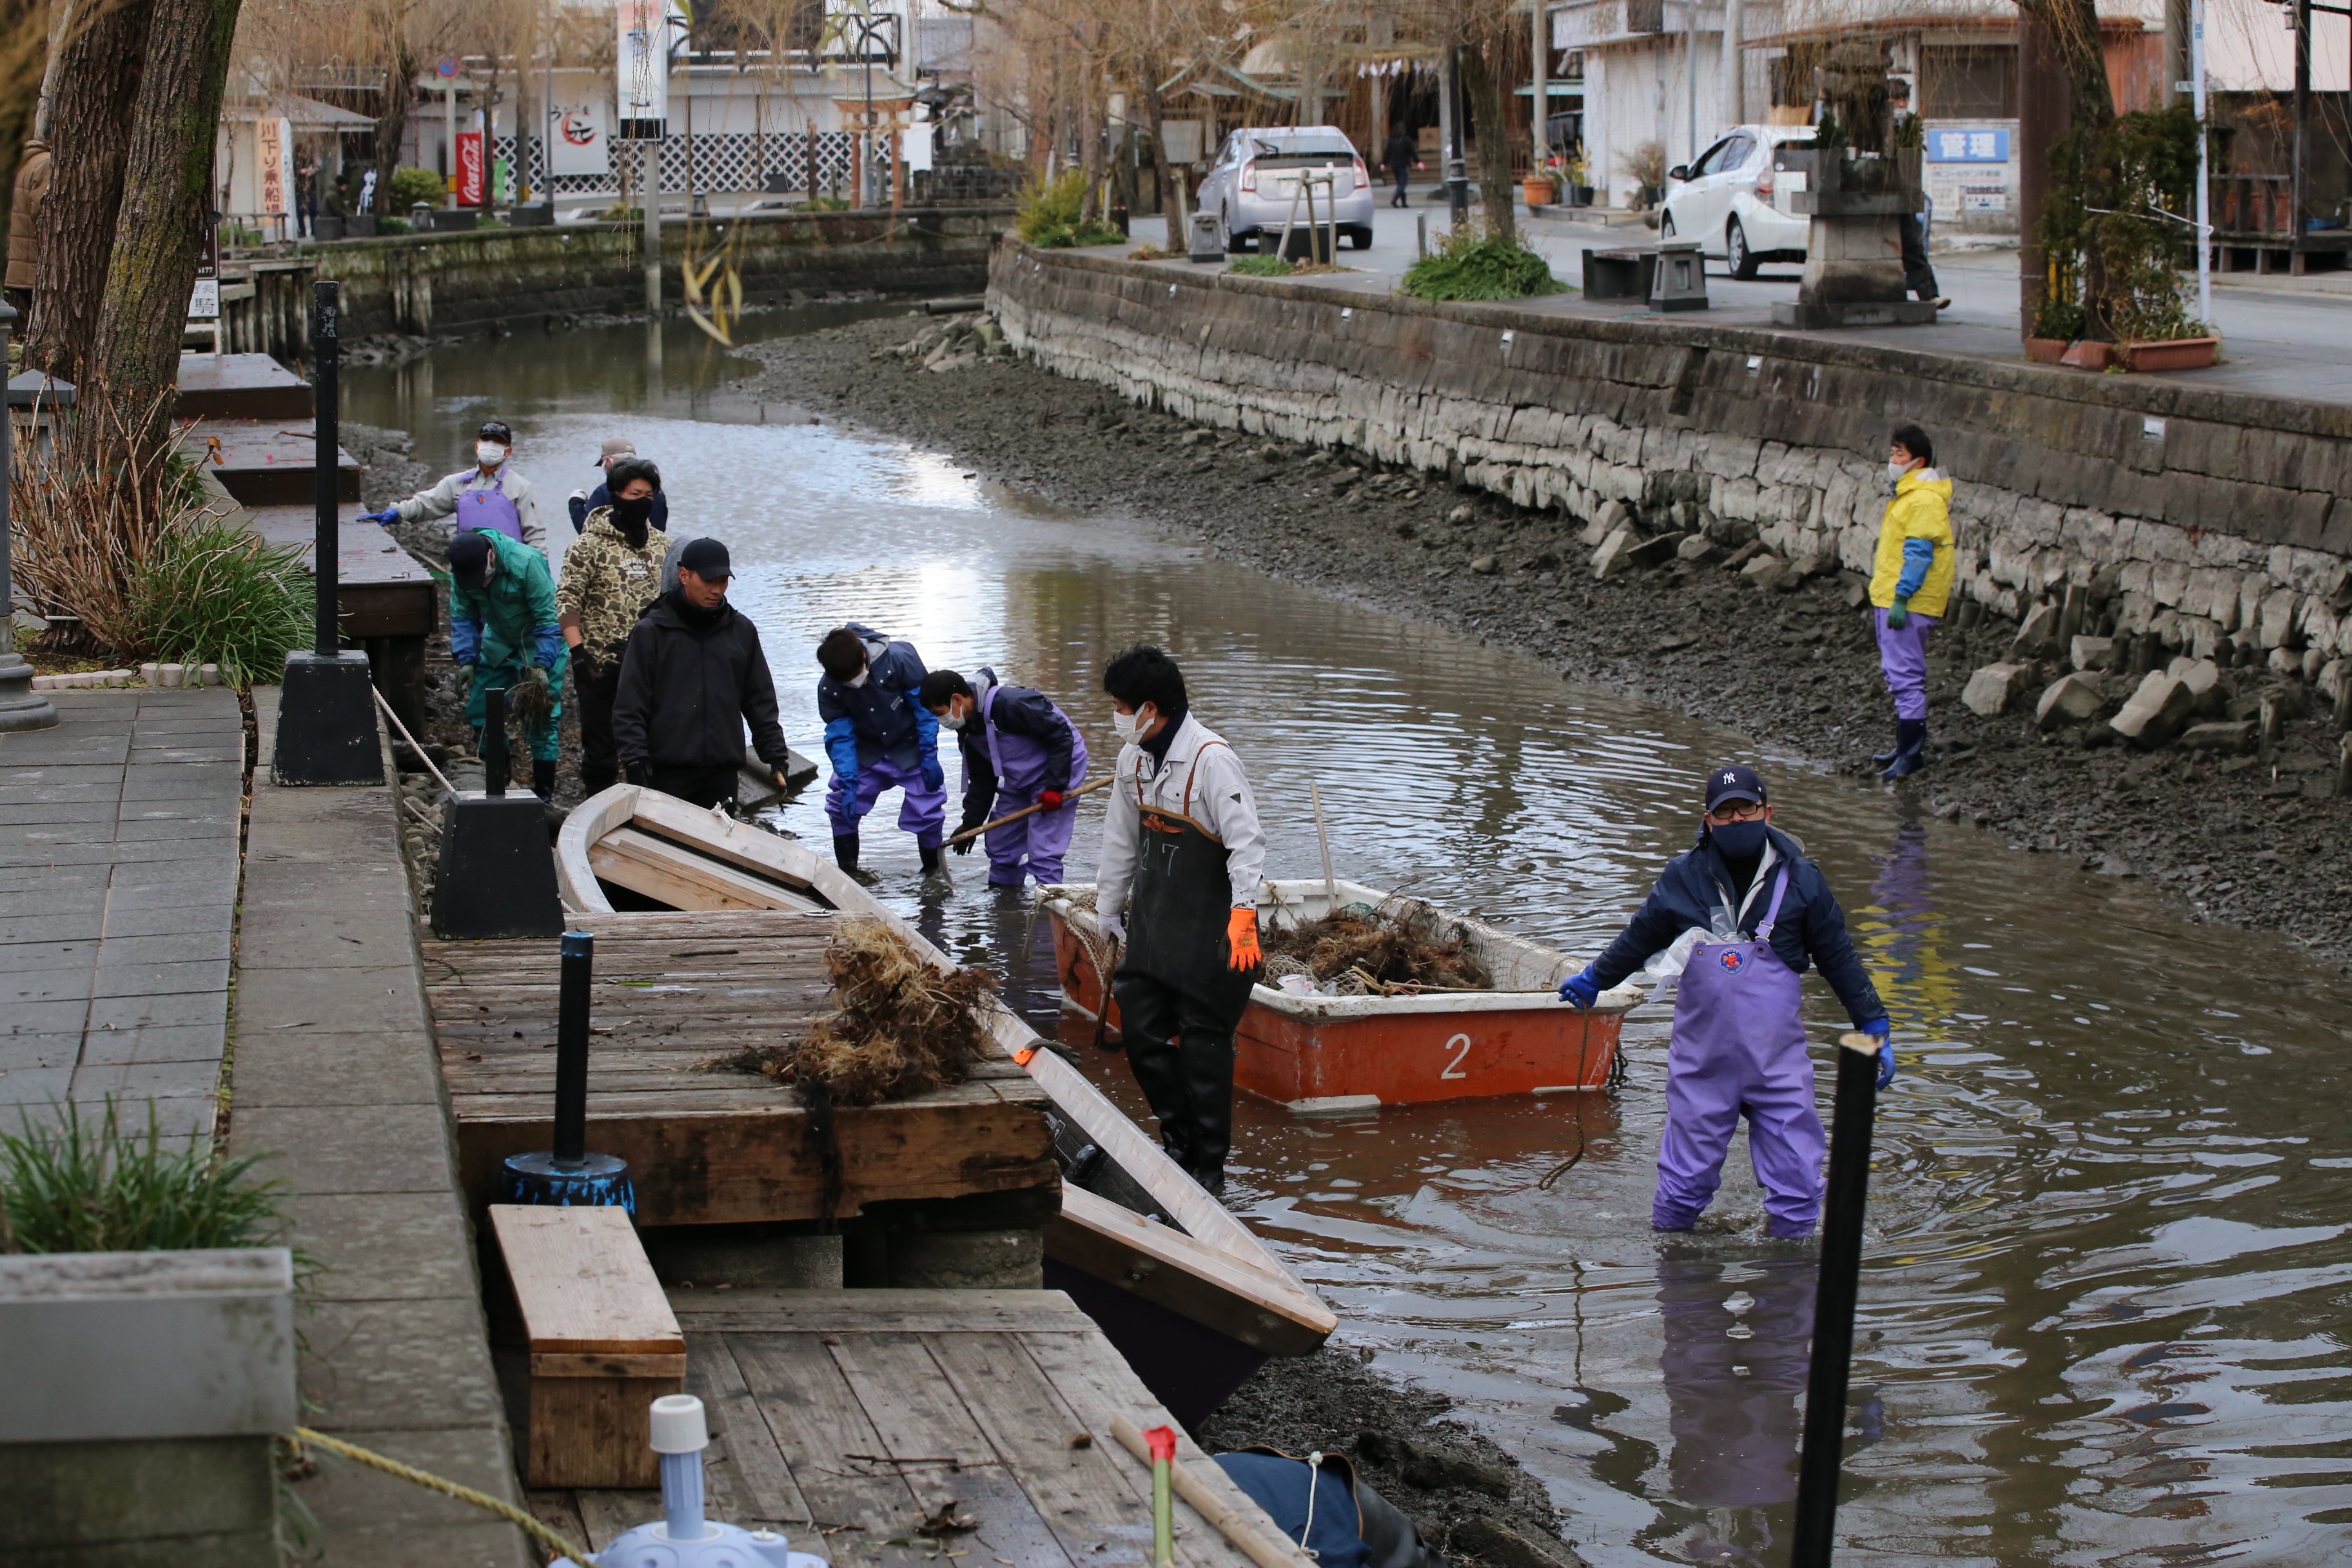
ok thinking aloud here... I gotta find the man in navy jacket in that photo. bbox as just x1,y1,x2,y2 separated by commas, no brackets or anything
1561,765,1892,1238
816,624,945,879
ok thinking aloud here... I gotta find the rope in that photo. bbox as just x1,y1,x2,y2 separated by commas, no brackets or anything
291,1427,594,1565
370,685,457,797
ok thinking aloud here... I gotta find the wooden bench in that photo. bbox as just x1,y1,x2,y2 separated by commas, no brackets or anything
490,1204,685,1488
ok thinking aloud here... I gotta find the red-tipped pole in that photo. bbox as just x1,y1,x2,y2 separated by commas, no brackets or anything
1146,1424,1177,1568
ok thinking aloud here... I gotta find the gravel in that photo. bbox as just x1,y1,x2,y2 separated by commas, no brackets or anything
733,313,2352,973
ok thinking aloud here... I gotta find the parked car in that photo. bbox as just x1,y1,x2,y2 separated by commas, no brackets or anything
1197,126,1376,253
1658,124,1816,279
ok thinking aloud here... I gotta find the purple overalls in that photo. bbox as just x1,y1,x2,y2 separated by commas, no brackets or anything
455,475,525,542
1654,867,1827,1239
974,683,1087,887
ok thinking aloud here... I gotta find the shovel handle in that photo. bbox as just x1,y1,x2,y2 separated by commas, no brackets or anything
946,773,1113,846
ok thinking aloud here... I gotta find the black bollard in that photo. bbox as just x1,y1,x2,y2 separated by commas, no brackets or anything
274,280,381,785
499,931,634,1210
1790,1032,1886,1568
431,682,562,939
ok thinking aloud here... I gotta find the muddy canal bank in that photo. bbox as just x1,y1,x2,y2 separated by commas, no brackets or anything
738,313,2352,969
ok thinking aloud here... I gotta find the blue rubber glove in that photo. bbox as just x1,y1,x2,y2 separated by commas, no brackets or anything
533,625,564,671
1861,1022,1896,1090
449,618,482,667
1885,599,1910,631
920,754,945,792
1557,966,1600,1009
362,506,401,525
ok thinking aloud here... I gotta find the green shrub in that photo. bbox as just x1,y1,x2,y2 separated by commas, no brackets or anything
378,216,415,235
1015,170,1123,248
1,1099,288,1254
2034,104,2207,344
385,164,448,212
126,515,312,686
1401,225,1569,302
1228,254,1296,277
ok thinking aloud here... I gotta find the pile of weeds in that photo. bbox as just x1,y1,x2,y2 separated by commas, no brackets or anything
1262,899,1493,993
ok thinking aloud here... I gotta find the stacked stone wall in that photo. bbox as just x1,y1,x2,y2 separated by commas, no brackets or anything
988,244,2352,687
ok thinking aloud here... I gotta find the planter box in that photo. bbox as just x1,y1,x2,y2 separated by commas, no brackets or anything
2025,337,2069,364
1567,184,1596,206
2059,339,2112,371
344,213,378,238
2117,335,2220,373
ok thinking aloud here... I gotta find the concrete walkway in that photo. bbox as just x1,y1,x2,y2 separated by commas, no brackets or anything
231,691,532,1567
0,686,244,1140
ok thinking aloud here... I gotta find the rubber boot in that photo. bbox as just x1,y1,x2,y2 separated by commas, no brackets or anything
531,760,556,803
918,842,944,875
1871,727,1904,767
1178,1028,1237,1199
833,832,861,874
1880,718,1929,780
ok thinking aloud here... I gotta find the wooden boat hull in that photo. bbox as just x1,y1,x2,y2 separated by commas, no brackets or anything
551,786,1337,1420
1046,880,1635,1112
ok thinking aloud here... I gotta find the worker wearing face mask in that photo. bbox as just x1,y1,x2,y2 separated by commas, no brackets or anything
1869,422,1955,781
917,667,1088,889
1558,766,1890,1240
362,419,547,553
568,436,671,536
816,625,946,880
1092,645,1264,1199
556,458,670,796
445,528,566,801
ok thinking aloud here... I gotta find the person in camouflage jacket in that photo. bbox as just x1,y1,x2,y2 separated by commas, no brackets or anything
558,458,670,794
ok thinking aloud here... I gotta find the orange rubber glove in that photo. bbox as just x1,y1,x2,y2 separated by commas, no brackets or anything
1226,906,1262,972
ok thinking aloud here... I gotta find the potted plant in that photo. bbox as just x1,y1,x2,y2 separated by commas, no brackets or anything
1564,154,1594,207
1618,141,1667,211
1523,166,1561,208
2032,104,2217,373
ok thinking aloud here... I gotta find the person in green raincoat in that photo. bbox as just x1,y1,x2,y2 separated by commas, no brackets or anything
447,529,566,799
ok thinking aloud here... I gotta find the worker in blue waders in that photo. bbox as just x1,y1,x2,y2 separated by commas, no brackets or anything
364,419,549,553
1558,765,1892,1238
1092,646,1265,1199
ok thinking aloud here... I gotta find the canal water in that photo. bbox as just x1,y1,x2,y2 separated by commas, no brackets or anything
351,315,2352,1567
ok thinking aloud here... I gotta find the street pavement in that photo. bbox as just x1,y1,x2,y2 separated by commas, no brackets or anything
1128,193,2352,408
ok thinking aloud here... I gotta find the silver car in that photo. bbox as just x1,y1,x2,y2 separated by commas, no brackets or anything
1197,126,1376,253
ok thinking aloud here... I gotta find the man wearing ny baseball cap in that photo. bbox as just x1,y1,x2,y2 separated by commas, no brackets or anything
1558,764,1892,1239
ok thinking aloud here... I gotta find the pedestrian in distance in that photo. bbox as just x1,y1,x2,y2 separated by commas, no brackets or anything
558,457,669,796
817,625,947,881
1870,423,1955,779
919,667,1089,889
611,538,794,810
568,436,671,536
1092,645,1265,1199
446,529,567,801
1889,80,1950,311
1382,124,1421,209
364,419,549,553
1558,765,1892,1239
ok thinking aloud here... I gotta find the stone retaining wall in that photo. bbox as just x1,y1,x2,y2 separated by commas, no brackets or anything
310,208,1009,338
988,244,2352,683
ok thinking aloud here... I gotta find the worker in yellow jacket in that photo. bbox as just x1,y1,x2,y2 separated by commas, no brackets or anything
1870,423,1955,779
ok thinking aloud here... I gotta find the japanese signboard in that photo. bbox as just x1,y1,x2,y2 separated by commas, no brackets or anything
549,99,607,176
257,115,291,216
1926,127,2010,164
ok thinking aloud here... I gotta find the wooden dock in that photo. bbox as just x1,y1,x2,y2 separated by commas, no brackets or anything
524,1288,1293,1567
426,910,1061,1226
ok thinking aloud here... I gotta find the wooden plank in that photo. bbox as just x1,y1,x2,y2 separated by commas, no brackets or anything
928,1329,1166,1562
531,1351,689,1378
828,1332,1077,1567
722,1331,929,1547
574,1490,662,1552
666,1287,1098,1335
490,1206,684,1354
591,829,803,913
689,1333,814,1527
632,792,821,888
1050,1187,1333,1356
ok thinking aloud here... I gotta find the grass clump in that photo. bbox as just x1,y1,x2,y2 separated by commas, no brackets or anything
1229,254,1295,277
1263,898,1494,994
716,919,995,1106
126,515,312,687
1015,170,1124,250
1,1099,289,1254
1401,225,1569,302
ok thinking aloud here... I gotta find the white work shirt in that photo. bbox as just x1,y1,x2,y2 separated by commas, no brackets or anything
1095,713,1266,922
393,466,547,552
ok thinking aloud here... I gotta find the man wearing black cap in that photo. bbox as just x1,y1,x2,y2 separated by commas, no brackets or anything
1558,765,1892,1240
568,436,671,536
446,527,565,799
610,538,794,810
363,419,549,553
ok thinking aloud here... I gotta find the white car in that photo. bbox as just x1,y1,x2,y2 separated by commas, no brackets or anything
1658,125,1816,279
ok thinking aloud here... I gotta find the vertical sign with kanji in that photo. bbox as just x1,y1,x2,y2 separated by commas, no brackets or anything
257,116,291,222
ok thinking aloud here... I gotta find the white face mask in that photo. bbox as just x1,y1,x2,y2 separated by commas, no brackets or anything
477,442,509,467
937,709,964,732
1886,459,1913,484
846,669,868,689
1112,704,1153,743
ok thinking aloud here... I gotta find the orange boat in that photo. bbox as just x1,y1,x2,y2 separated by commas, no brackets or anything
1040,879,1638,1112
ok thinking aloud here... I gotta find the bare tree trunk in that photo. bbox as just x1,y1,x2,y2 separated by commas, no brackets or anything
1456,38,1515,243
375,39,417,214
1077,61,1104,220
24,0,153,376
88,0,242,457
1141,50,1184,242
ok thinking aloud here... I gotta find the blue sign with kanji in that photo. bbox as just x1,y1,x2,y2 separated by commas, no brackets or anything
1927,127,2009,164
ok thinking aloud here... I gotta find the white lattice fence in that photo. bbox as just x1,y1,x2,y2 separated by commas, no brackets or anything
493,131,861,197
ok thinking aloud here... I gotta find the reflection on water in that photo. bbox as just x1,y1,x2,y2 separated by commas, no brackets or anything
346,333,2352,1565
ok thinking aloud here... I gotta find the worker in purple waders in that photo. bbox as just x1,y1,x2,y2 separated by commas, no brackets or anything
816,625,946,881
919,667,1088,888
1558,765,1894,1238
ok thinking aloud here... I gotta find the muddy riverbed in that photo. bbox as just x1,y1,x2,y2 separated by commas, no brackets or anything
349,309,2352,1567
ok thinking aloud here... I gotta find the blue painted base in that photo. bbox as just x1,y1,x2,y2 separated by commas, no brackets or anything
500,1151,636,1211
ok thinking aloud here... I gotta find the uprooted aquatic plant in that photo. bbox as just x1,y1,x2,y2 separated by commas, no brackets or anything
1262,899,1494,994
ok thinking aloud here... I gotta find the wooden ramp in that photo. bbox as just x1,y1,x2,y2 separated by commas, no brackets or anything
426,910,1059,1225
527,1289,1300,1567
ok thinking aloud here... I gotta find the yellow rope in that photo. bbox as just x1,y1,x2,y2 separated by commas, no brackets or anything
292,1426,594,1565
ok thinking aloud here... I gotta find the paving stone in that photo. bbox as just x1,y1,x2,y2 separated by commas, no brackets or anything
70,1059,224,1101
90,957,232,999
291,1426,525,1533
237,913,422,970
86,988,228,1032
0,910,102,945
284,1191,483,1304
0,1064,75,1104
0,1034,83,1072
102,900,237,939
113,814,243,841
4,962,99,1003
104,858,244,897
78,1023,236,1065
0,781,123,806
232,1103,460,1194
236,965,427,1034
0,937,102,970
82,930,233,966
5,998,92,1035
294,1297,509,1429
126,743,245,765
0,799,132,823
0,820,133,850
231,1031,444,1110
121,762,243,801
